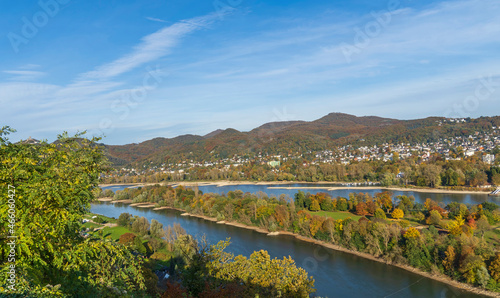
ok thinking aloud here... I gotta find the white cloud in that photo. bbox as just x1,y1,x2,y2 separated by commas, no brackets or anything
3,70,46,81
146,17,169,23
80,13,219,80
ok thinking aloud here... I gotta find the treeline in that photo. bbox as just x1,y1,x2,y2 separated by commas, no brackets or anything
110,215,315,297
104,154,500,190
109,184,500,293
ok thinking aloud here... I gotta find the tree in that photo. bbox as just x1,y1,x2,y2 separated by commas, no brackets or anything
309,199,321,212
442,245,456,275
203,240,315,297
374,208,386,219
419,164,442,187
459,254,489,287
355,202,368,216
103,189,115,197
337,197,348,211
149,238,163,252
150,219,165,238
134,236,148,255
448,214,465,236
118,212,132,227
426,210,442,226
224,202,235,220
119,232,137,245
489,254,500,283
0,128,146,296
476,215,490,239
391,208,404,220
492,173,500,186
132,216,150,236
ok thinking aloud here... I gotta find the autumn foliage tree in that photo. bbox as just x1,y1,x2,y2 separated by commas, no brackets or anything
391,208,404,220
355,202,368,216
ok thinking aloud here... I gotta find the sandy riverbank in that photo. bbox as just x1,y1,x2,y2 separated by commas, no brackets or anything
132,203,157,208
268,185,492,195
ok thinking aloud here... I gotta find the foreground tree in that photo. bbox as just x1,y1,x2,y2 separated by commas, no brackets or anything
0,128,146,296
175,238,315,297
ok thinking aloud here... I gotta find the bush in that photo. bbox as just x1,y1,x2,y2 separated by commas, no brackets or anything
399,220,410,228
119,233,136,245
134,236,148,255
94,216,106,224
118,212,132,227
374,208,386,220
150,252,171,261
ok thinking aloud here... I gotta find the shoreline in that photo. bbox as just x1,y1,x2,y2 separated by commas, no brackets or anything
99,181,492,195
100,199,499,297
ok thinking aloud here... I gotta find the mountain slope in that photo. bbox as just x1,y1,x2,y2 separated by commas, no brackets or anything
102,113,500,167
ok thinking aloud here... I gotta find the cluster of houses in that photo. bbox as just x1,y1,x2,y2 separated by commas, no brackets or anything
106,123,499,179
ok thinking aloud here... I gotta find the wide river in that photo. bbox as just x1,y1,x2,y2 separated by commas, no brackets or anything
94,184,492,297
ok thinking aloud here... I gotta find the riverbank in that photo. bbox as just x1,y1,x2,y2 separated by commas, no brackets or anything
101,199,499,297
268,185,492,194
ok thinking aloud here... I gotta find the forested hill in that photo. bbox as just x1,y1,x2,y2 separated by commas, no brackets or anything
102,113,500,167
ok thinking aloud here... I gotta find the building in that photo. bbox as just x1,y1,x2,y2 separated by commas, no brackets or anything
267,160,280,167
483,154,495,165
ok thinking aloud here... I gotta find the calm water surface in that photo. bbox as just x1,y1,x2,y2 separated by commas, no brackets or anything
106,183,496,205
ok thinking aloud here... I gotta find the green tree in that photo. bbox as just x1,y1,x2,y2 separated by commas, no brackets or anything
0,128,146,296
309,199,321,212
374,208,386,219
150,219,164,238
132,216,150,236
426,210,442,226
117,212,133,227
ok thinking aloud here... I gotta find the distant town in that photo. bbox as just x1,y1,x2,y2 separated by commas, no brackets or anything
103,118,500,187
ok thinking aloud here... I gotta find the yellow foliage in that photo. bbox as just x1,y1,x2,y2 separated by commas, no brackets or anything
391,208,404,220
404,227,420,239
447,214,465,236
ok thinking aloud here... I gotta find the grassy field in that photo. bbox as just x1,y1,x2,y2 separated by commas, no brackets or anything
484,225,500,248
100,226,133,241
307,210,363,221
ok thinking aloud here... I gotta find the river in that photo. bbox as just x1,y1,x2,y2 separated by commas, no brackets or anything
92,183,491,297
104,183,496,205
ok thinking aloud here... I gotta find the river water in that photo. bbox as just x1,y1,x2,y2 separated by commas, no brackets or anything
94,184,489,297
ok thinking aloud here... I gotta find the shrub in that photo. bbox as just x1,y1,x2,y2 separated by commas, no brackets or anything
119,233,136,245
374,208,386,219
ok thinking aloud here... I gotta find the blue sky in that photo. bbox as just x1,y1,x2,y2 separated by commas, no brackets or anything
1,0,500,144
